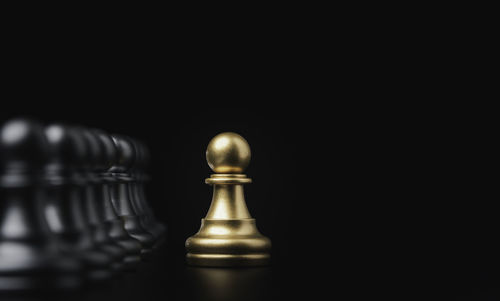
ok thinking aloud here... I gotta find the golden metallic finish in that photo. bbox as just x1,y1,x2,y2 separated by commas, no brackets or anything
206,132,251,174
205,174,252,185
186,133,271,267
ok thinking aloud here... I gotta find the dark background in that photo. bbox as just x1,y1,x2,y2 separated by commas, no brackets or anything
1,104,309,300
1,101,495,300
0,20,494,298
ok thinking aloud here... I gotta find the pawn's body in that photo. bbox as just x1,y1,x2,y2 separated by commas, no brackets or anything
43,124,115,283
185,132,271,267
78,129,128,273
129,139,166,249
94,130,142,270
109,135,156,259
0,119,83,292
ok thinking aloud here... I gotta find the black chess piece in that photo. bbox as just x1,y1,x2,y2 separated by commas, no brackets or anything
78,128,127,273
0,118,83,292
93,129,142,270
43,124,114,283
129,139,166,248
109,135,155,258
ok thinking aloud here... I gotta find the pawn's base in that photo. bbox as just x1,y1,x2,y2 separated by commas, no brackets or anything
0,275,82,292
186,253,270,267
0,243,83,292
185,219,271,267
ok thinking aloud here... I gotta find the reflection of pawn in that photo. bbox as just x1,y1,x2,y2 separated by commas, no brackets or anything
94,129,142,270
186,132,271,267
186,267,272,300
0,119,82,292
43,124,114,283
129,139,166,248
109,135,155,258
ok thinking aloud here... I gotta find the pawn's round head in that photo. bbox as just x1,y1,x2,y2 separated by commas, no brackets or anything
206,132,251,174
45,124,86,167
110,135,136,172
0,118,49,167
93,129,117,171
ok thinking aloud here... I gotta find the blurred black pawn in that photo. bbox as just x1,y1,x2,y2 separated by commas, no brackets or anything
93,129,142,270
129,139,166,248
42,124,114,284
78,128,127,274
109,135,155,259
0,119,82,292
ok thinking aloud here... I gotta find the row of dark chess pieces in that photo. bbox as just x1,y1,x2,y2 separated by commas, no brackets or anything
0,118,166,293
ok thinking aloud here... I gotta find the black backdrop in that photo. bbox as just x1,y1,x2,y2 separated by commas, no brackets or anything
1,104,309,300
0,29,495,297
0,11,494,299
1,101,494,300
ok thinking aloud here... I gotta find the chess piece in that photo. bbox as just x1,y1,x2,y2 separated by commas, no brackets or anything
185,132,271,267
0,118,83,291
138,143,167,240
43,124,114,283
129,139,166,248
109,135,155,258
78,128,127,273
94,129,142,269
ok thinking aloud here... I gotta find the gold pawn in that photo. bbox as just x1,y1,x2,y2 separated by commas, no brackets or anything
185,132,271,267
